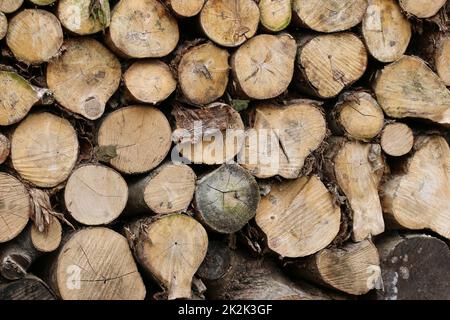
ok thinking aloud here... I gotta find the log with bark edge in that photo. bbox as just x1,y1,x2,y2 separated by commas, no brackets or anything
0,133,10,164
373,55,450,126
107,0,179,58
295,32,368,99
0,71,41,126
194,164,260,234
11,112,79,188
285,240,382,295
239,101,327,179
258,0,291,32
124,60,176,105
399,0,447,18
47,38,121,120
200,0,260,47
127,162,196,215
57,0,111,35
197,241,333,300
125,214,208,300
0,275,56,300
255,175,341,258
324,138,385,242
48,227,146,300
231,33,296,100
172,103,245,165
64,164,128,226
166,0,205,18
362,0,412,63
97,105,172,175
178,42,229,106
0,12,7,40
373,234,450,300
0,172,30,244
329,91,385,142
292,0,368,33
6,9,63,64
0,0,23,14
381,136,450,239
380,123,414,157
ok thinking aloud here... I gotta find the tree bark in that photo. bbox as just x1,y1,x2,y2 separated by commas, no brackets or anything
0,275,55,300
380,123,414,157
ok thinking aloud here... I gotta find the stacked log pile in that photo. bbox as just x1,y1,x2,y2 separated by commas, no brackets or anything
0,0,449,300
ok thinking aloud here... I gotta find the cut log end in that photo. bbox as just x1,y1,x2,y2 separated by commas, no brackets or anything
65,165,128,226
374,55,450,125
381,123,414,157
31,216,62,253
435,35,450,86
231,34,296,100
194,164,260,234
0,12,7,40
200,0,260,47
259,0,291,32
54,228,146,300
29,0,57,5
0,133,10,164
108,0,179,58
168,0,205,18
47,38,121,120
0,0,23,14
124,60,176,104
256,176,341,258
57,0,111,35
178,42,230,106
292,0,368,33
362,0,412,63
296,33,368,99
399,0,447,18
332,91,385,141
97,106,172,175
127,215,208,300
0,173,30,244
6,9,63,64
11,113,79,188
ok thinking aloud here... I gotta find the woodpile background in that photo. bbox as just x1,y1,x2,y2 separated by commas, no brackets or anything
0,0,449,300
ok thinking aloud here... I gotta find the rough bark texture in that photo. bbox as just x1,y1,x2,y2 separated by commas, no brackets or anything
0,275,55,300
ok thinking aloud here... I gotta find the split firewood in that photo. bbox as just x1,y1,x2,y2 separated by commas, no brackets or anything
258,0,291,32
125,214,208,300
197,241,333,300
295,33,368,99
166,0,205,18
57,0,111,35
255,176,341,258
200,0,260,47
231,33,296,100
239,101,327,179
48,227,146,300
0,0,23,13
0,172,30,244
292,0,368,33
194,164,260,234
6,9,63,64
381,136,450,239
285,240,382,295
64,164,128,226
0,275,55,300
373,55,450,126
97,106,172,174
0,12,6,40
30,216,62,253
172,103,245,165
124,60,176,105
380,123,414,157
362,0,412,63
127,163,196,215
330,91,385,142
178,42,229,106
374,234,450,300
47,38,121,120
107,0,179,58
11,112,79,188
324,138,385,242
0,71,41,126
0,133,10,164
399,0,447,18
